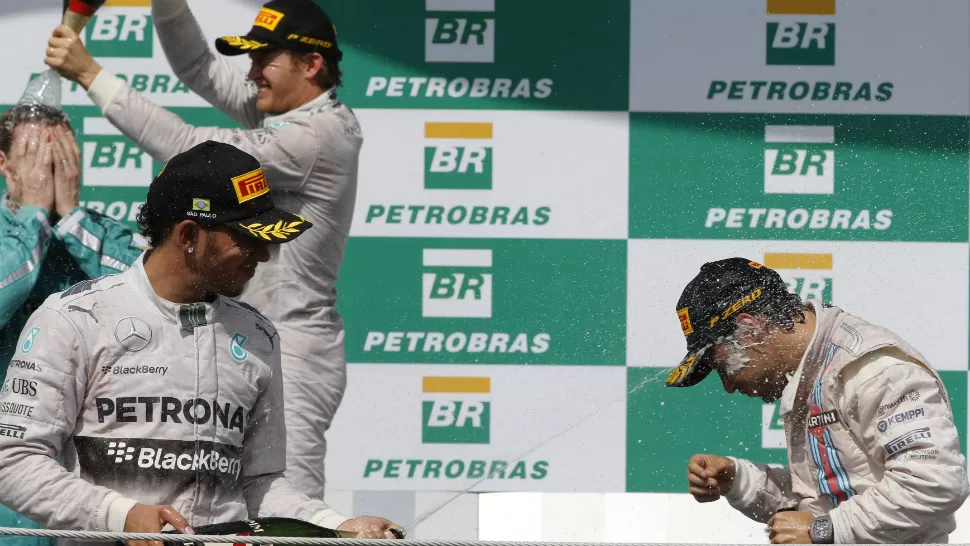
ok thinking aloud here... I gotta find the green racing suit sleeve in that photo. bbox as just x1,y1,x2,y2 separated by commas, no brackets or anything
52,206,147,279
0,204,53,329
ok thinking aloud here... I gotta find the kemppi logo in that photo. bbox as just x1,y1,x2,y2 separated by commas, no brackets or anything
232,168,270,203
709,288,763,328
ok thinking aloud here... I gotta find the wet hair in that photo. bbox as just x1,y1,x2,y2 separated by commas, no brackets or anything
134,197,176,248
0,104,72,154
753,292,811,332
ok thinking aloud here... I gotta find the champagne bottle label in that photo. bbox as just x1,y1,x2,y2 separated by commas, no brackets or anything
161,517,359,545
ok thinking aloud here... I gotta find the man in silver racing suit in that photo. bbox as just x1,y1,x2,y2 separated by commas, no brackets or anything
44,0,361,499
0,141,400,545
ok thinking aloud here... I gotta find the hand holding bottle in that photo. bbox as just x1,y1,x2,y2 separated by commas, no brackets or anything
125,504,193,546
338,516,406,539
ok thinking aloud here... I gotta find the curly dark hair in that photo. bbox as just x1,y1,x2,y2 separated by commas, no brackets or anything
134,196,177,248
0,104,72,154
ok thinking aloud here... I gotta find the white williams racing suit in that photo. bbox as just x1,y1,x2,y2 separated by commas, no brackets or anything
84,0,363,498
0,254,350,545
724,301,969,543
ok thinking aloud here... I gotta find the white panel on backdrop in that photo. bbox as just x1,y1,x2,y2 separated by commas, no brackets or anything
1,0,258,107
325,364,627,492
350,109,629,239
627,239,969,372
629,0,970,114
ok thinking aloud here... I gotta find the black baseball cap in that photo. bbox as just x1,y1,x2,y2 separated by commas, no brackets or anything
215,0,342,62
664,258,800,388
147,140,312,244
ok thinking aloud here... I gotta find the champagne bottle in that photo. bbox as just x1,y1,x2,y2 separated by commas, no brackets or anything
62,0,109,32
160,517,359,546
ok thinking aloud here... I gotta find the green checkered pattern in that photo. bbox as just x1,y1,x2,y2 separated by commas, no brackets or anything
1,0,967,494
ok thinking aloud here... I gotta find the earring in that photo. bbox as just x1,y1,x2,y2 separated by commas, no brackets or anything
187,247,194,254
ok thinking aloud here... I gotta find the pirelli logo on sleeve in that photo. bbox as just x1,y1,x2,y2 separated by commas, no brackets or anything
254,7,284,31
232,168,270,204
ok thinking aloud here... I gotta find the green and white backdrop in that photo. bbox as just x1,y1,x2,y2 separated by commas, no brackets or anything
2,0,970,533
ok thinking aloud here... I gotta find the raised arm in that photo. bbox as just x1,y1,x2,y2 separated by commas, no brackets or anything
86,71,317,191
54,207,146,278
150,0,263,129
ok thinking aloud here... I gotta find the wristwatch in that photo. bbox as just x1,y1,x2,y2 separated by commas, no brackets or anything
809,515,834,544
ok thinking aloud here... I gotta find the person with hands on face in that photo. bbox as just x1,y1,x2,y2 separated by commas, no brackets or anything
0,104,146,353
45,0,362,500
0,141,402,546
666,258,969,544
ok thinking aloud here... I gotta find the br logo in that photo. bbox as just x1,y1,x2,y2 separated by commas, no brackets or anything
85,1,154,59
424,122,493,190
421,376,490,444
425,0,495,63
421,248,492,318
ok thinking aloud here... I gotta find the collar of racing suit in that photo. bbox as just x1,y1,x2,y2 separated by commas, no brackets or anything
261,86,338,128
128,252,223,329
778,300,843,416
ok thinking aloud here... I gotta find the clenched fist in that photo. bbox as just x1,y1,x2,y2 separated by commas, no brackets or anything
686,453,736,502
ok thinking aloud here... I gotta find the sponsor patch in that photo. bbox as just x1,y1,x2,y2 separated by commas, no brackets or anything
877,390,921,415
231,168,270,204
19,327,40,353
0,402,34,418
101,365,169,376
877,407,925,433
253,7,284,31
678,308,693,335
8,360,41,373
95,397,245,434
75,437,244,495
229,333,249,362
114,317,152,352
894,448,939,461
3,379,37,397
884,427,932,456
808,409,839,430
0,423,26,440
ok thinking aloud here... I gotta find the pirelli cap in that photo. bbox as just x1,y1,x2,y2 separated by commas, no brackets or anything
215,0,342,62
664,258,798,388
148,141,312,244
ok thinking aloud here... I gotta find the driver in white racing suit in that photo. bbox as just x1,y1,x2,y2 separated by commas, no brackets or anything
0,141,400,545
44,0,361,499
667,257,969,544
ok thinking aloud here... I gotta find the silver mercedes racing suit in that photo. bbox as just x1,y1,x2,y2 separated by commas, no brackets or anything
724,301,969,543
83,0,363,498
0,253,350,545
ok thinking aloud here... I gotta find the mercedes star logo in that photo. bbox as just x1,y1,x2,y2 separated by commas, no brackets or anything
114,317,152,352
